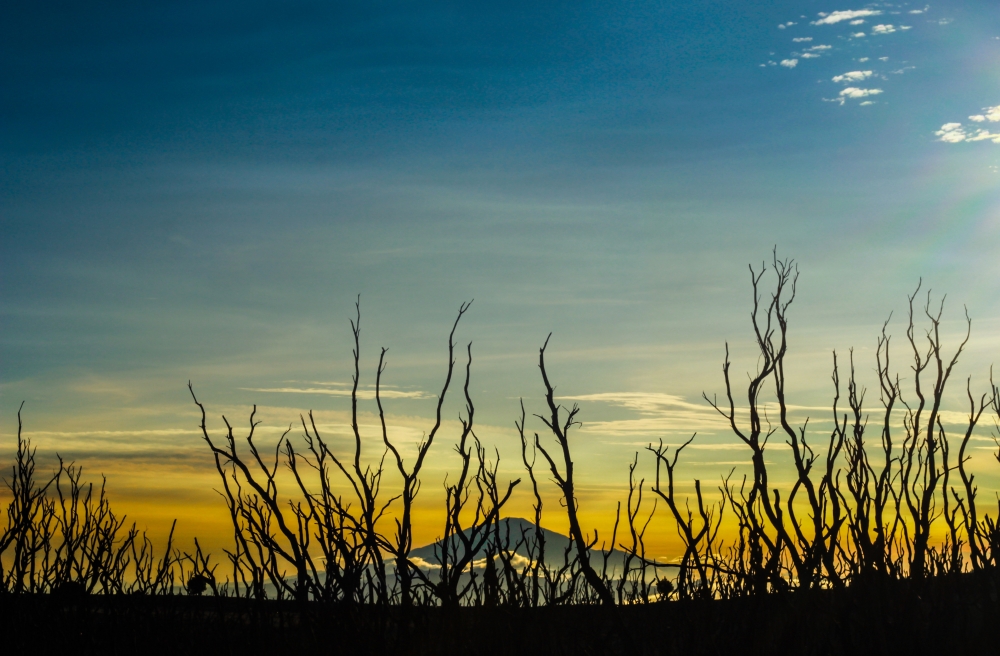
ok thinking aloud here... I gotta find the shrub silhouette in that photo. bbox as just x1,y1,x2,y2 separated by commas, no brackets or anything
3,252,999,615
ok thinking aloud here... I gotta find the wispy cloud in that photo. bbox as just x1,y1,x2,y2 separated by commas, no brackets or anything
812,9,882,26
792,37,813,42
798,44,832,59
240,387,432,399
871,24,896,34
562,392,716,415
22,428,199,438
780,58,799,68
560,392,731,435
777,21,797,29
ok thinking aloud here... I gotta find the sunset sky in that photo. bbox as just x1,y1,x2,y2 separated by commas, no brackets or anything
3,1,999,558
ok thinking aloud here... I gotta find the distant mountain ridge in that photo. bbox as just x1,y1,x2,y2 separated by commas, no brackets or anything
408,517,640,573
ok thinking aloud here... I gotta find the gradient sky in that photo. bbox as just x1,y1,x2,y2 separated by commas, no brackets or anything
3,1,999,557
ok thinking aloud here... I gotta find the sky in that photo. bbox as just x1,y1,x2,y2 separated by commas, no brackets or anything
2,1,1000,558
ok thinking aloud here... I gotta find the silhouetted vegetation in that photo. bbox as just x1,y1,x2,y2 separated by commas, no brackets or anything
3,253,999,653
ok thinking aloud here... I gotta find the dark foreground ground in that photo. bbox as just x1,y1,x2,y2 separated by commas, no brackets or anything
3,569,997,656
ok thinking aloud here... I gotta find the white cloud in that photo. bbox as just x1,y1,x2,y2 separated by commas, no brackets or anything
778,21,797,29
909,6,929,14
780,58,799,68
938,18,952,25
936,123,967,143
792,37,813,42
901,25,912,30
408,557,439,571
841,87,883,99
858,57,869,62
969,105,1000,122
852,32,866,37
833,70,874,83
800,53,821,58
967,131,1000,143
872,24,897,34
850,19,866,25
812,9,882,25
860,101,875,106
806,44,832,51
879,56,889,61
826,86,884,106
941,107,1000,144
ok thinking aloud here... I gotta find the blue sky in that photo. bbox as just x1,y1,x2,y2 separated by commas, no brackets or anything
2,1,999,549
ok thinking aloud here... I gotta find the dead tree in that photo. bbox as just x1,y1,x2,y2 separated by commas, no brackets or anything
516,400,548,607
897,284,970,579
191,386,314,601
292,298,395,604
955,372,1000,570
532,334,615,606
844,321,902,580
1,404,58,593
704,254,804,592
616,454,657,604
435,343,519,607
649,437,720,599
380,301,471,606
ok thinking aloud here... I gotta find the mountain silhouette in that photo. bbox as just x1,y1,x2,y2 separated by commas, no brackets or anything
407,517,641,575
